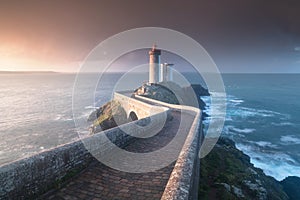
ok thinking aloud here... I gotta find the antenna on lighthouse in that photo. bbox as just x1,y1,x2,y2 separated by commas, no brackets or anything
152,43,157,51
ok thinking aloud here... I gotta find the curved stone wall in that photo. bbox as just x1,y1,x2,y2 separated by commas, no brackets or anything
0,95,168,199
133,94,202,200
0,92,202,200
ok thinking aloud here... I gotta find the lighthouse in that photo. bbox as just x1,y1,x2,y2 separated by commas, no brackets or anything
149,45,161,84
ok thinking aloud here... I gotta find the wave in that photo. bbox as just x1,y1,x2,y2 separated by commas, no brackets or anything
80,110,93,119
271,122,294,126
236,143,300,181
203,93,299,181
227,126,256,134
54,114,73,121
202,94,289,121
253,141,279,149
210,92,227,97
84,105,98,110
229,99,244,105
230,99,244,103
280,135,300,145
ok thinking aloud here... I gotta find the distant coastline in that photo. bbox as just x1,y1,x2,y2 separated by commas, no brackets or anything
1,71,299,75
0,71,59,74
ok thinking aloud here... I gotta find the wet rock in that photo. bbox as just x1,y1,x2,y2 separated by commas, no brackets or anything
199,137,289,200
281,176,300,200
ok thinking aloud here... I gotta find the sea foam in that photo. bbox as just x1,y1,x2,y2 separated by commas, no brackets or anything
229,126,256,134
236,143,300,181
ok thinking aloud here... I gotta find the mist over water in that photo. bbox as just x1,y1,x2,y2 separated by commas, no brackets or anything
0,73,299,181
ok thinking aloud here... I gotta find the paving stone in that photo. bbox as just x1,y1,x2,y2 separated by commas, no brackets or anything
41,110,194,200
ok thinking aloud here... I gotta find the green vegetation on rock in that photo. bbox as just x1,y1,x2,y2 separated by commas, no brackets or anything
88,100,128,133
134,82,180,104
199,137,289,200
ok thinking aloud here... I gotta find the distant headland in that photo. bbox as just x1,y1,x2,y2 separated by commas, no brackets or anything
0,70,59,74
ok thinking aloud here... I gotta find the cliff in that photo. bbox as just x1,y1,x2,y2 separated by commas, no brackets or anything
280,176,300,200
88,100,129,134
199,137,289,200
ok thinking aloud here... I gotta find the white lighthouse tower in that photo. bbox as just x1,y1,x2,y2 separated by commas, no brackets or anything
149,45,161,84
160,63,174,82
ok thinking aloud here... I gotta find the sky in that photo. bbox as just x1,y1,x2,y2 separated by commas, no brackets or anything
0,0,300,73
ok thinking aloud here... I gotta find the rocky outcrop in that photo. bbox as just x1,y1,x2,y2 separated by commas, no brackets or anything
281,176,300,200
134,82,209,110
199,137,289,200
88,100,128,134
182,84,209,110
134,83,180,105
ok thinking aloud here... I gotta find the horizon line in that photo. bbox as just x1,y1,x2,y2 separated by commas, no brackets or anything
0,70,300,74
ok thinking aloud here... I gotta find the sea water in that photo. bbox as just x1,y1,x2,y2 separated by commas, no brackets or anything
0,73,119,164
201,74,300,181
0,72,299,181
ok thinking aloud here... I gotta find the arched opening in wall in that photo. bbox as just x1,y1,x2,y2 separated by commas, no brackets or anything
128,111,138,122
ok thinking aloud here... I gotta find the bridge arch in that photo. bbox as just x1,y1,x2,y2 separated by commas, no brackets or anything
128,111,138,121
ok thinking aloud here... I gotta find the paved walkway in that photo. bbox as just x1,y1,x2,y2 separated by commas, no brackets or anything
42,110,195,200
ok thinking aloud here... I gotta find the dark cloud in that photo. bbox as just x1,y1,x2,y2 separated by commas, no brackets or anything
0,0,300,72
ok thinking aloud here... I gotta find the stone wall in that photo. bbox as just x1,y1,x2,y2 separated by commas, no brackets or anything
134,95,203,200
0,99,168,199
0,137,93,199
114,91,165,119
0,92,202,199
161,108,202,200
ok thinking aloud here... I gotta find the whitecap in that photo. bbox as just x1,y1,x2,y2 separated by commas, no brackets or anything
280,135,300,145
251,159,300,181
230,99,244,103
84,105,98,110
79,110,93,119
227,106,290,119
210,92,227,97
236,143,300,181
54,114,74,121
253,141,278,149
271,122,294,126
54,114,62,121
229,99,244,106
229,126,256,134
64,118,73,121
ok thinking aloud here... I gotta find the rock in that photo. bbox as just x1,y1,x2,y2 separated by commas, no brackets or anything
134,83,180,105
232,185,245,198
187,84,210,96
281,176,300,200
134,82,209,110
218,182,231,192
87,107,103,122
243,180,267,200
199,137,289,200
88,100,128,134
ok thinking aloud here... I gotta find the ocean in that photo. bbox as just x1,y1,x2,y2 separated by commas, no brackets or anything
0,72,299,181
202,74,300,181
